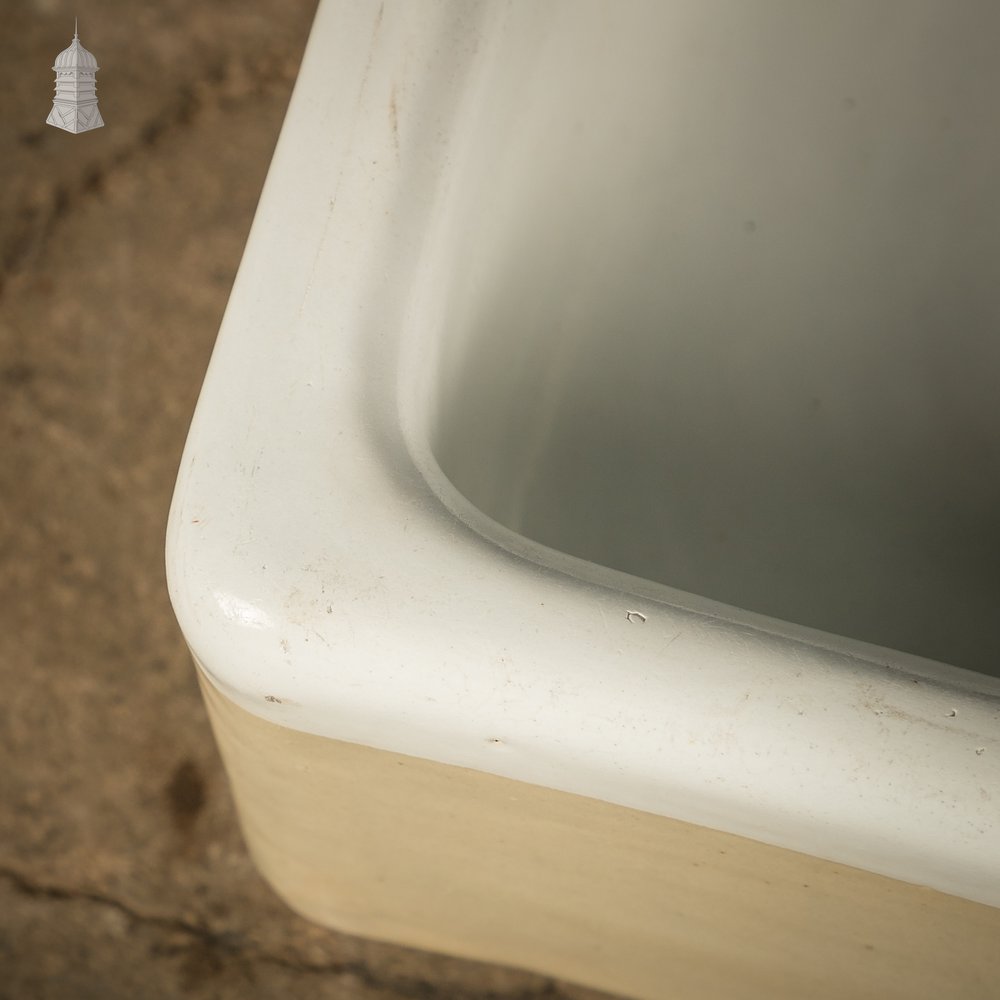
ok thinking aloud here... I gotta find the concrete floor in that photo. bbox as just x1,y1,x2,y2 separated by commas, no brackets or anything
0,3,613,997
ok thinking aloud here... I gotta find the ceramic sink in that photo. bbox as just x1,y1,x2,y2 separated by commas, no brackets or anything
166,3,1000,997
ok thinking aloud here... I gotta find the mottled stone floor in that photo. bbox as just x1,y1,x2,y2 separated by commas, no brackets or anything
0,3,614,997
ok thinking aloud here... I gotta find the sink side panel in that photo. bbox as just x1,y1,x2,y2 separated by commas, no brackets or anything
201,672,1000,1000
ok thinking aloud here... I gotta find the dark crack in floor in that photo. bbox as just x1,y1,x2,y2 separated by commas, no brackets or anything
0,868,586,1000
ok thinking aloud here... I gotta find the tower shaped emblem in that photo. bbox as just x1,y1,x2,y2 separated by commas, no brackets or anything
46,20,104,134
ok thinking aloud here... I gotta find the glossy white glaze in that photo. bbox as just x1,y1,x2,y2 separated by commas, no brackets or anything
167,0,1000,908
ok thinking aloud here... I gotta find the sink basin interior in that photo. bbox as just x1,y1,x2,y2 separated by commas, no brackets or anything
426,2,1000,676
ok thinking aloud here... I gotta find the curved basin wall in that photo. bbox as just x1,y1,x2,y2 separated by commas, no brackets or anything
428,1,1000,675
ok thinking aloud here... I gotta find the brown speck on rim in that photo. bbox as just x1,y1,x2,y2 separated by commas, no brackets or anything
265,695,282,703
389,85,400,155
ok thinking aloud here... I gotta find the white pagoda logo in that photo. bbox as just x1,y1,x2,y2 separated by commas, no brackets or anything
46,20,104,134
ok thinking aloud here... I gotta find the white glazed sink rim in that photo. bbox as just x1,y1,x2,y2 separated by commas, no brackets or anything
166,0,1000,908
